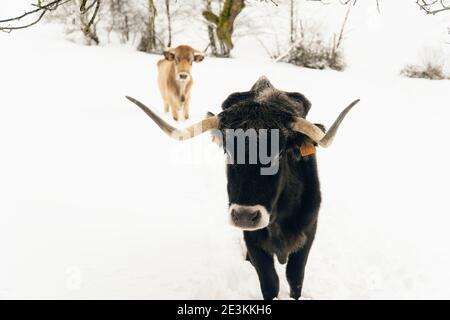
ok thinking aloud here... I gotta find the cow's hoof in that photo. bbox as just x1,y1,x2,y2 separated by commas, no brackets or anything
262,288,279,300
289,290,301,300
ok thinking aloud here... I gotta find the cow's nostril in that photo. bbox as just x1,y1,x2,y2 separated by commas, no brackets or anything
179,74,188,79
231,208,261,227
231,209,239,223
250,211,261,223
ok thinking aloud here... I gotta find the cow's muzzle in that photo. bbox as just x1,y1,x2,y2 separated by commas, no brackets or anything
228,204,270,231
177,72,190,81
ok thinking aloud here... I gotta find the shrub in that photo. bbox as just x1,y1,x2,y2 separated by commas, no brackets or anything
401,63,447,80
279,15,347,71
285,39,345,71
400,48,449,80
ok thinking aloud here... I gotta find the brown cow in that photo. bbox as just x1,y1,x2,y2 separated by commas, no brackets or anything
157,45,205,121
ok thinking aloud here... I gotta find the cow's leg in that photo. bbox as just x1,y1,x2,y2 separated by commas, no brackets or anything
169,96,179,121
164,100,169,113
245,235,279,300
170,106,178,121
158,75,169,113
162,92,169,113
183,93,191,120
286,237,314,300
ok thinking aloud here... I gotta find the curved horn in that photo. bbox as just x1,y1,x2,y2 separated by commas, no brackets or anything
126,96,219,141
292,99,360,147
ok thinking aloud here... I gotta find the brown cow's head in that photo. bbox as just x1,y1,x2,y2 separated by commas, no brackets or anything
163,45,205,82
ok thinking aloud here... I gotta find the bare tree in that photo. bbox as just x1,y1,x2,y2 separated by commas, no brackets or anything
147,0,157,52
165,0,172,47
138,0,162,53
107,0,130,43
79,0,101,44
43,0,103,45
289,0,296,44
205,0,219,56
203,0,246,57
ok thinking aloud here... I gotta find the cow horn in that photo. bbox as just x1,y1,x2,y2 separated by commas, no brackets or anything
292,99,360,147
126,96,219,141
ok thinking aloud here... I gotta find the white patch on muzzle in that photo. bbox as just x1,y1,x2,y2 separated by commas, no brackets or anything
228,204,270,231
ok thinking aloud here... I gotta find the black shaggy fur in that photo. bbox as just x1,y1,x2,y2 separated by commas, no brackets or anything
216,77,322,300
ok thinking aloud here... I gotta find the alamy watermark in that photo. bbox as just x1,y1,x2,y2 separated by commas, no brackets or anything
169,128,281,175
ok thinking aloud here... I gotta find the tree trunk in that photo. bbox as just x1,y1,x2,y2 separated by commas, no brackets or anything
203,0,245,57
80,0,101,45
123,15,129,42
165,0,172,47
290,0,296,44
109,0,129,43
145,0,157,53
205,0,218,56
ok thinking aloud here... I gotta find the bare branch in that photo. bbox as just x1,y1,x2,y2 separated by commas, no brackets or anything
274,38,302,62
416,0,450,14
80,0,88,12
0,0,65,24
335,2,352,50
0,0,73,32
86,0,101,32
308,0,381,13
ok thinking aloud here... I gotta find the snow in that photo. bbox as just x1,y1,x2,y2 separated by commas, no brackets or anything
1,3,450,299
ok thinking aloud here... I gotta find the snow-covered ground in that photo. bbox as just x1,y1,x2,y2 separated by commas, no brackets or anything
1,2,450,299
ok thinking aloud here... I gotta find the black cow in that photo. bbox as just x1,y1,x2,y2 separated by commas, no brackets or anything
126,76,359,300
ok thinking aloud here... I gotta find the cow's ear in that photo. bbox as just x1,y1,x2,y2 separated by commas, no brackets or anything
287,92,312,117
194,53,205,63
164,50,175,61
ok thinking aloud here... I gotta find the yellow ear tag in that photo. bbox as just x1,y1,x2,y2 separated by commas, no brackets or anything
300,142,316,157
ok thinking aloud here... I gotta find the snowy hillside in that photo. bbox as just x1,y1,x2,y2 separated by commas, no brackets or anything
1,17,450,299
